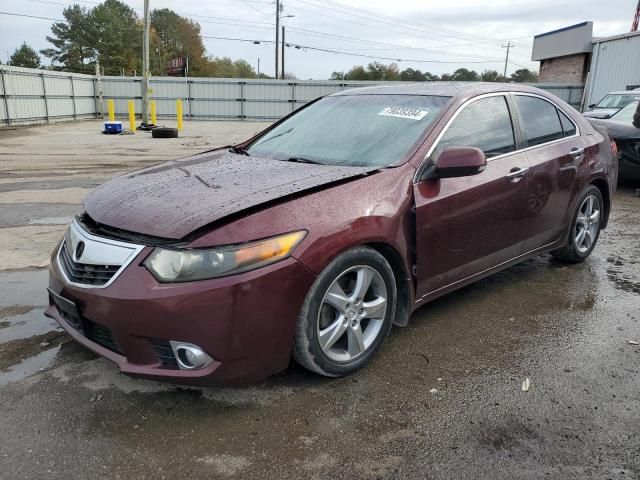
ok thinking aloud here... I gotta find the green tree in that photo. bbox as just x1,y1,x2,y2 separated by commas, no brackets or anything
234,59,255,78
399,69,439,82
330,71,346,80
150,9,208,76
40,4,95,73
10,42,41,68
400,68,423,81
450,68,480,81
367,62,399,80
344,65,368,80
90,0,141,75
510,68,538,83
481,70,508,82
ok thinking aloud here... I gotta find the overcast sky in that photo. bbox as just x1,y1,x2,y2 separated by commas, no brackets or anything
0,0,636,79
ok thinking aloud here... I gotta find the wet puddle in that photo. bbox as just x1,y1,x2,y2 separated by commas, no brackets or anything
0,270,58,384
27,216,73,226
0,346,61,386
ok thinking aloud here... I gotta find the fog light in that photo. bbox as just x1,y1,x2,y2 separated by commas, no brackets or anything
169,341,214,370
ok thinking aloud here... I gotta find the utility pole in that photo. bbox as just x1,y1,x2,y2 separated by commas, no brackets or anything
275,0,280,79
281,26,286,79
257,58,260,77
141,0,150,126
95,60,103,118
502,42,514,79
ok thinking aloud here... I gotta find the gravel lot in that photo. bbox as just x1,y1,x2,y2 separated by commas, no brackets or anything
0,120,639,479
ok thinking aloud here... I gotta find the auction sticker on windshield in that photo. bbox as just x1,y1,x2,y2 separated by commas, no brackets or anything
378,107,429,120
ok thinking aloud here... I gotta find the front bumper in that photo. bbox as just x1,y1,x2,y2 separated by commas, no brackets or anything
46,242,316,386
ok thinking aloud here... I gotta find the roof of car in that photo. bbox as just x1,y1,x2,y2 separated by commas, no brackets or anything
331,82,548,98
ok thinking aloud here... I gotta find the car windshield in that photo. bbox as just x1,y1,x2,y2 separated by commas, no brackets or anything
247,94,451,167
595,94,640,109
611,100,639,124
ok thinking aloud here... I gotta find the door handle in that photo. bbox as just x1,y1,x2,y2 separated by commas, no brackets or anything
506,167,529,180
569,147,585,159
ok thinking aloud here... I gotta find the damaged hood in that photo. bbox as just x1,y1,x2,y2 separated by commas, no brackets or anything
84,150,376,239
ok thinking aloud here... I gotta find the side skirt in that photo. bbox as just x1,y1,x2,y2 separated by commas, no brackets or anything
412,239,564,309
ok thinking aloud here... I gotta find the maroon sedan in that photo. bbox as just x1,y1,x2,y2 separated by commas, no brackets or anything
46,83,617,385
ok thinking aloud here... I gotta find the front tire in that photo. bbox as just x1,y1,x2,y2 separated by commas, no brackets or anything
551,185,603,263
292,247,397,377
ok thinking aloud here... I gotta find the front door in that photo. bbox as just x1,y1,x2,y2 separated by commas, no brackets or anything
413,94,532,299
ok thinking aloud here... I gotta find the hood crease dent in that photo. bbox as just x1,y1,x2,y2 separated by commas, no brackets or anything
84,151,376,240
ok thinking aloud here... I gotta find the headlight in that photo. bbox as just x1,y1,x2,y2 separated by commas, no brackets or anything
144,230,307,282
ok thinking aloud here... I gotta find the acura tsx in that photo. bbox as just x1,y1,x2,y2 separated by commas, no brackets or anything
46,83,618,385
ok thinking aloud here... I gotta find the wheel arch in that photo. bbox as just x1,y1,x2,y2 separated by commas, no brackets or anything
590,177,610,229
364,242,413,327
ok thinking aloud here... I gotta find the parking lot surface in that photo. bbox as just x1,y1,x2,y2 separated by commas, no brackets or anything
1,120,639,479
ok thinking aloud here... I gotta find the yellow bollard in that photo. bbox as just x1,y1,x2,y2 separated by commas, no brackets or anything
128,100,136,133
150,100,157,126
176,99,183,131
107,99,115,121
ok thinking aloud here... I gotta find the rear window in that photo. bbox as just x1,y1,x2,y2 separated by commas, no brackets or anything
514,96,564,147
559,110,577,136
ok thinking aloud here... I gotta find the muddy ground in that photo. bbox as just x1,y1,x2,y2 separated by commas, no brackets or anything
0,120,639,479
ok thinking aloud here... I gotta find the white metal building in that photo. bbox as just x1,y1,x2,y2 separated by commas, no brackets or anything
586,31,640,107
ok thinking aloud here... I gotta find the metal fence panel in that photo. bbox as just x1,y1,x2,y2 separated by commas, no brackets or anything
73,78,95,97
47,97,74,118
0,65,586,126
44,75,73,96
190,99,241,119
75,97,96,116
8,97,46,121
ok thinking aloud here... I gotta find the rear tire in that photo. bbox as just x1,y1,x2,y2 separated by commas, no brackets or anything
551,185,603,263
292,247,396,377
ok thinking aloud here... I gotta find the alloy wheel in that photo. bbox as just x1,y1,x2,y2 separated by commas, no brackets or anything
574,194,601,254
317,265,387,362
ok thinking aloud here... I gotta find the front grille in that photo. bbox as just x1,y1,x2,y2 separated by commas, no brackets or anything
59,241,120,286
83,319,122,355
152,340,179,369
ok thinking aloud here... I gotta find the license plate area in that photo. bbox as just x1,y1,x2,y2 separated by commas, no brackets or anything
48,288,83,330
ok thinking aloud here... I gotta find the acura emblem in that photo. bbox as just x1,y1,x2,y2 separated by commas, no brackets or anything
75,241,85,260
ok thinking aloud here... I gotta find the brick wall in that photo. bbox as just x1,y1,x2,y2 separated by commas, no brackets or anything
538,53,590,83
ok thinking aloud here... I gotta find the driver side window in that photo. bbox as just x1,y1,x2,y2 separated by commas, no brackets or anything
432,96,516,160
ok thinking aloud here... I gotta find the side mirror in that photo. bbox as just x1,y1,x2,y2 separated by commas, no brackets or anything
588,104,596,109
434,147,487,178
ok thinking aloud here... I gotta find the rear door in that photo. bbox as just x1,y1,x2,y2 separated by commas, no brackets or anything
511,94,585,251
413,94,532,298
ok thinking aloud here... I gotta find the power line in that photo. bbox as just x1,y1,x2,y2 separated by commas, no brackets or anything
0,11,62,22
202,35,519,65
285,26,506,60
296,0,523,46
291,0,504,47
284,1,533,59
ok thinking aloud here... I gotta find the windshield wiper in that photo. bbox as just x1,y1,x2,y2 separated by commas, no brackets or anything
229,145,250,156
285,157,324,165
